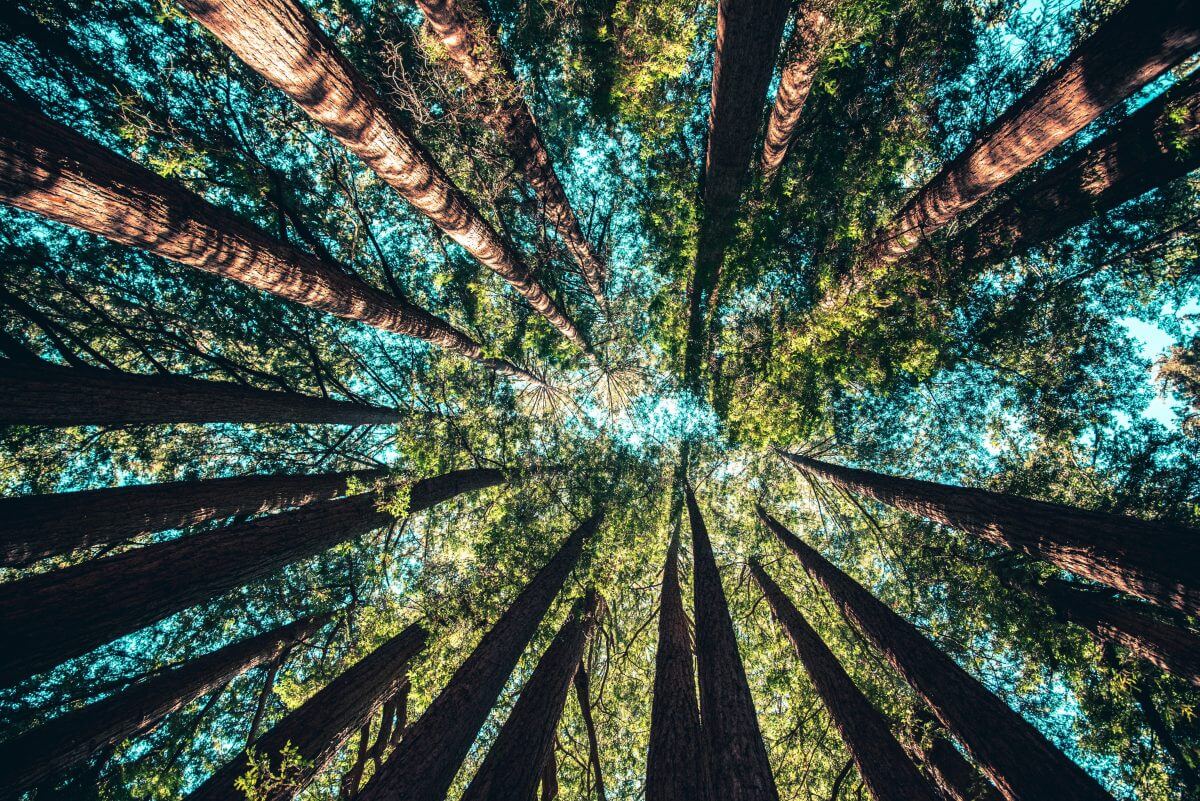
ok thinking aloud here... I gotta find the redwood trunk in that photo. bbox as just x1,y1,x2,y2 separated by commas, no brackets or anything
574,665,608,801
903,711,1005,801
688,489,779,801
760,6,831,176
749,561,940,801
178,0,592,356
186,624,426,801
0,615,325,795
758,508,1115,801
779,450,1200,617
357,513,601,801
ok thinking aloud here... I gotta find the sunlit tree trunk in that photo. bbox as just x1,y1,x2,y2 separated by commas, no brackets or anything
902,710,1005,801
758,507,1116,801
778,450,1200,617
357,513,602,801
749,561,941,801
760,5,831,176
0,615,325,796
574,664,608,801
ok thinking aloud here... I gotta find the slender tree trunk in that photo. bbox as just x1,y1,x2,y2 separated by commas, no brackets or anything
761,5,832,176
0,467,385,567
750,561,940,801
0,102,537,382
758,507,1115,801
574,664,608,801
540,747,560,801
177,0,593,357
0,615,325,796
186,624,428,801
357,512,602,801
688,489,779,801
0,468,506,687
902,711,1004,801
779,450,1200,617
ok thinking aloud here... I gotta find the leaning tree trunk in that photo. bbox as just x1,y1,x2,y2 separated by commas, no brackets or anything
357,512,602,801
749,561,941,801
0,467,385,567
760,4,832,176
688,489,779,801
0,614,325,796
574,664,608,801
177,0,592,358
186,624,427,801
460,591,603,801
758,508,1115,801
903,710,1005,801
779,450,1200,617
0,101,536,383
0,468,506,687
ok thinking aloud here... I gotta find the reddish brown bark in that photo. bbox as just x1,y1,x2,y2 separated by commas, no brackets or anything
178,0,593,357
357,513,601,801
760,6,831,176
779,451,1200,617
758,508,1115,801
0,615,325,796
187,624,427,801
688,489,779,801
749,561,941,801
903,711,1005,801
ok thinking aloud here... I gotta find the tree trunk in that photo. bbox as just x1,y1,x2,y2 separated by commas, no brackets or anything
0,467,386,567
758,507,1115,801
357,512,602,801
186,623,428,801
0,614,325,796
760,6,831,176
749,561,940,801
0,102,538,382
540,747,560,801
0,468,506,687
688,488,779,801
460,591,602,801
574,664,608,801
177,0,593,357
779,450,1200,617
902,711,1004,801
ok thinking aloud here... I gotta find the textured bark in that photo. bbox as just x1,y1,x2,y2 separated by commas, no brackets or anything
0,467,385,567
187,624,427,801
358,513,601,801
688,489,779,801
750,561,940,801
178,0,592,357
540,748,560,801
0,615,325,796
574,664,608,801
0,102,536,382
780,450,1200,617
903,711,1005,801
460,591,602,801
760,6,831,176
0,468,505,687
758,508,1115,801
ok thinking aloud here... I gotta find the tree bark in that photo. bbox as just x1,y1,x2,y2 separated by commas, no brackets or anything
0,614,325,796
540,747,560,801
574,664,608,801
749,561,941,801
758,507,1115,801
357,512,602,801
902,711,1004,801
177,0,593,357
779,450,1200,617
688,488,779,801
186,623,428,801
0,468,506,687
460,591,603,801
761,6,831,176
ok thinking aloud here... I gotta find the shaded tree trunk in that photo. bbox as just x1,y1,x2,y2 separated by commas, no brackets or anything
540,747,560,801
177,0,593,357
688,488,779,801
758,507,1115,801
761,5,832,176
779,450,1200,617
0,614,325,795
0,468,506,687
749,561,940,801
357,512,602,801
574,663,608,801
902,710,1004,801
187,623,428,801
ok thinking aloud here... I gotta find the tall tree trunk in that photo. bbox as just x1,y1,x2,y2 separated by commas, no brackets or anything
0,467,385,567
0,614,325,796
187,623,428,801
758,507,1115,801
902,710,1004,801
760,5,832,176
460,591,603,801
749,561,941,801
0,102,537,382
779,450,1200,617
413,0,609,307
177,0,593,357
574,664,608,801
357,512,602,801
688,488,779,801
540,747,560,801
0,468,506,687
